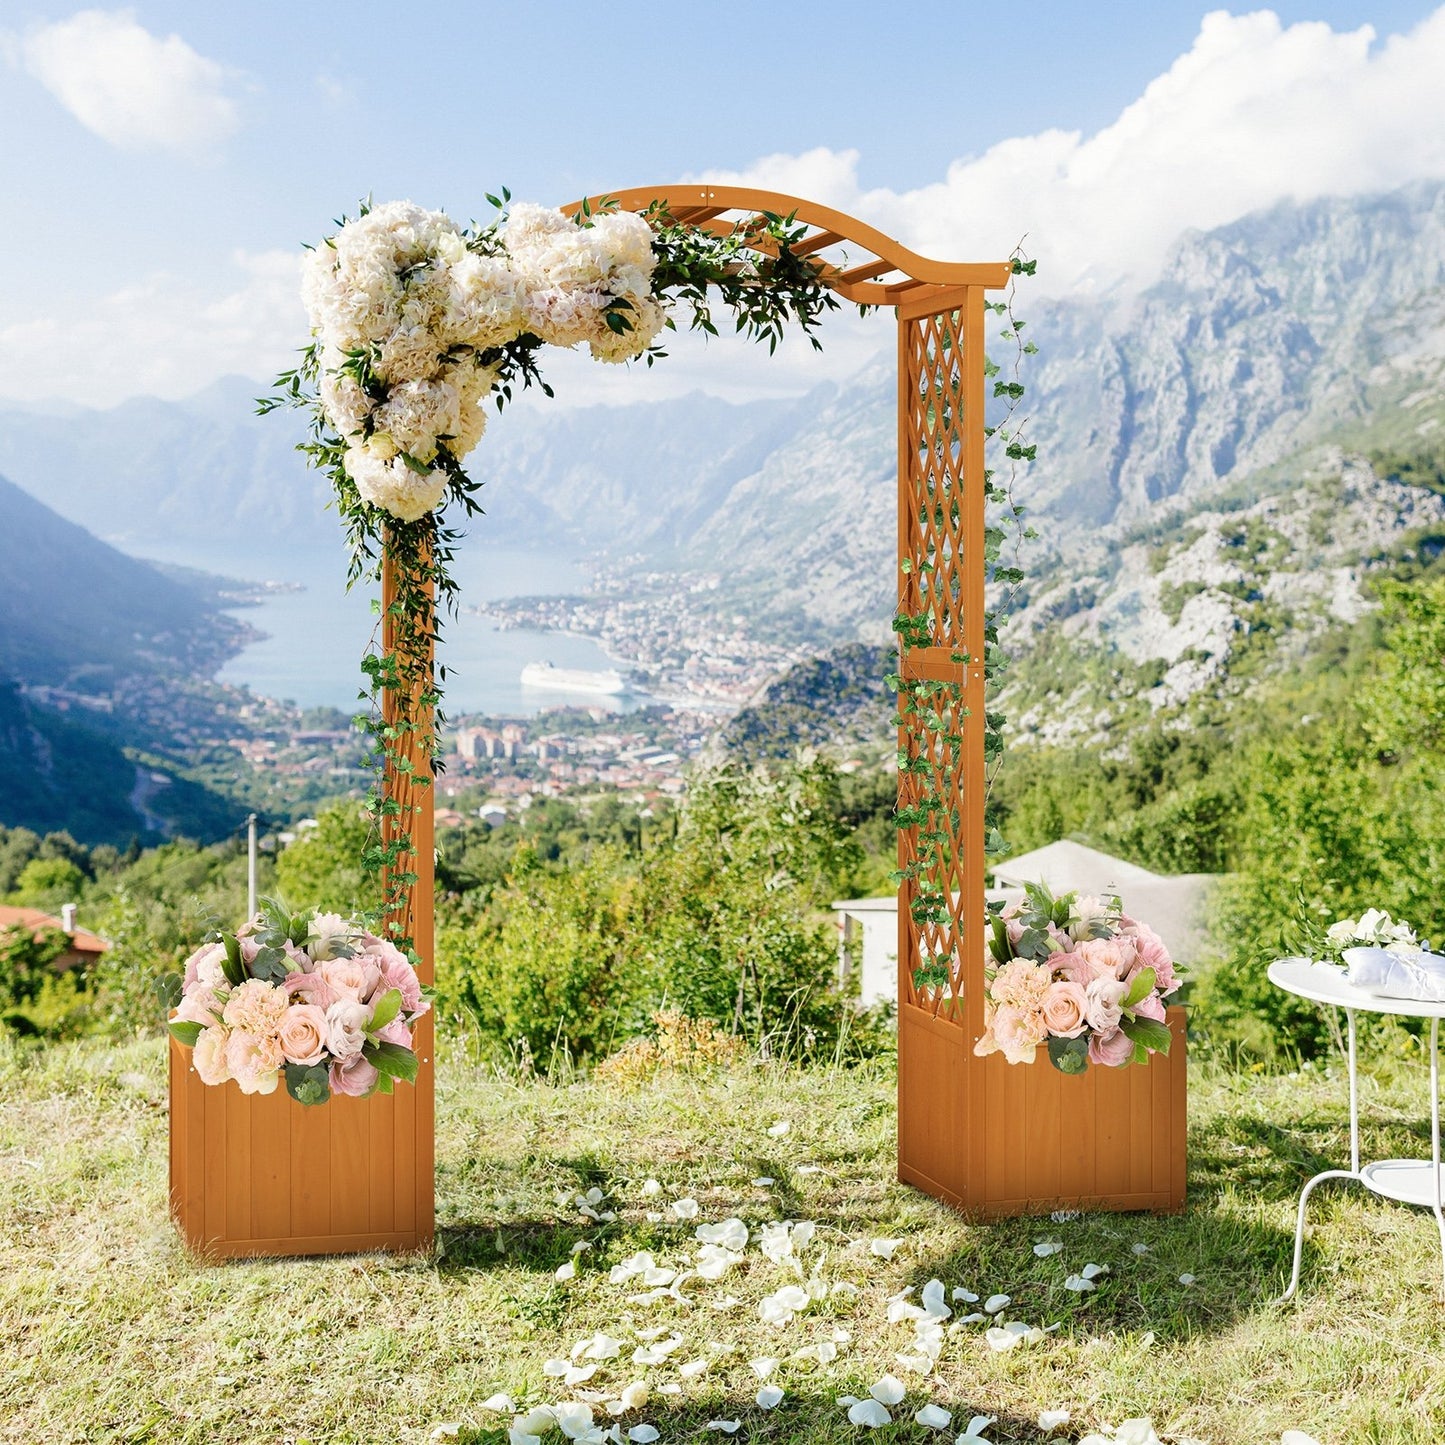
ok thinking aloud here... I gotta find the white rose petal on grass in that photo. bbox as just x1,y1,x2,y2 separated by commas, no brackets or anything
697,1218,749,1252
767,1119,791,1137
553,1403,596,1440
555,1260,577,1281
678,1358,709,1379
870,1237,903,1260
705,1422,741,1434
640,1179,663,1197
628,1429,659,1444
1034,1240,1064,1256
1080,1263,1109,1281
481,1395,516,1413
831,1281,861,1298
710,1295,742,1312
983,1294,1010,1314
575,1334,623,1361
952,1288,980,1303
1281,1434,1324,1445
915,1405,952,1430
656,1383,682,1397
670,1198,700,1220
869,1375,906,1406
848,1400,893,1428
750,1357,778,1380
1131,1242,1150,1255
1064,1274,1096,1292
752,1176,776,1187
431,1426,462,1440
1038,1409,1071,1431
1112,1422,1164,1445
795,1164,824,1175
757,1385,785,1410
962,1415,997,1439
1179,1272,1197,1286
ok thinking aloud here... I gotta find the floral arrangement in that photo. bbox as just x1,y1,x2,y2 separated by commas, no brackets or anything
263,194,839,946
166,902,430,1105
1321,907,1421,960
294,199,668,524
973,883,1179,1073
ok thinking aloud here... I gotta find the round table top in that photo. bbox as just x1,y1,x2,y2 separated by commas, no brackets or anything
1268,956,1445,1020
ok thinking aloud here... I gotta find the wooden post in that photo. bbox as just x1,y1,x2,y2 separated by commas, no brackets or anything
892,287,1187,1216
168,545,435,1258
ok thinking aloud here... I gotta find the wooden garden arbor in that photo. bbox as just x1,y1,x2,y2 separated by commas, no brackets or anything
170,185,1183,1260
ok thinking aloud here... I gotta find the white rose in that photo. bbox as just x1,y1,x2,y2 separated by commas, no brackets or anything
326,999,373,1060
1326,919,1357,945
1356,908,1389,939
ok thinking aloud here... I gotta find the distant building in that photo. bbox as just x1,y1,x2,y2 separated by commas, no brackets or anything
0,904,109,971
833,840,1217,1009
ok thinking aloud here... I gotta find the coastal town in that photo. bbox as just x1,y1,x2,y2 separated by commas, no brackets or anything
479,562,816,710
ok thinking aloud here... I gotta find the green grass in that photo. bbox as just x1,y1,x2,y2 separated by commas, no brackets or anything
4,1039,1445,1443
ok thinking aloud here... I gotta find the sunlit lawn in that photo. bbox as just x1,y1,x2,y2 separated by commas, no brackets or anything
3,1035,1445,1444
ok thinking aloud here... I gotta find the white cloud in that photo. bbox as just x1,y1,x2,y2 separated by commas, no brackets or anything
0,251,302,407
19,8,239,153
691,7,1445,297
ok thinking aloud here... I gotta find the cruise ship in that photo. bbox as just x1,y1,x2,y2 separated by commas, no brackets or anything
520,660,629,696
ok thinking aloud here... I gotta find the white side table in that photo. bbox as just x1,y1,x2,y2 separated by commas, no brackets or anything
1268,957,1445,1301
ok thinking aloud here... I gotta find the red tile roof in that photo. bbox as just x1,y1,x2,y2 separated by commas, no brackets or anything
0,905,109,954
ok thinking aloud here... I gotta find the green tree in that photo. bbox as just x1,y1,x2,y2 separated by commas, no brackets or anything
10,857,85,908
274,803,374,914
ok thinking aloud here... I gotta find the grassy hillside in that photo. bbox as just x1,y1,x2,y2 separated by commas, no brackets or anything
3,1038,1444,1442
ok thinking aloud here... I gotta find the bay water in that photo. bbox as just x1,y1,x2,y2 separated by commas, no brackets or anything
130,535,633,716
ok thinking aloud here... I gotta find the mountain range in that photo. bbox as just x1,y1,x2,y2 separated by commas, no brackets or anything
1,179,1443,839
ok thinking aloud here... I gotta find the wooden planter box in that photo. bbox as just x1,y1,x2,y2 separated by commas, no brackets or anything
168,1013,434,1259
898,1005,1187,1218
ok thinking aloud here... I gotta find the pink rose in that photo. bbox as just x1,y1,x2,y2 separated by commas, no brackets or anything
356,936,425,1017
992,1004,1048,1065
1084,976,1128,1033
330,1052,379,1098
326,999,372,1059
377,1017,412,1048
225,1030,283,1094
319,958,382,1005
1054,952,1094,987
1040,980,1089,1038
1125,922,1177,995
1075,937,1138,981
193,1026,232,1085
1088,1027,1136,1068
1133,992,1167,1024
285,970,337,1011
175,983,224,1027
277,1003,330,1067
183,942,227,990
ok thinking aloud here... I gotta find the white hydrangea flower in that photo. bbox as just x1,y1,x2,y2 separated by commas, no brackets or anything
343,447,447,522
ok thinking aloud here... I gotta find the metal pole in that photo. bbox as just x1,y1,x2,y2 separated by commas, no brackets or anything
247,813,258,918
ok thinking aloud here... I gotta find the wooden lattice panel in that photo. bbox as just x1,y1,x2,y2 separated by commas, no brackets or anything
894,294,988,1028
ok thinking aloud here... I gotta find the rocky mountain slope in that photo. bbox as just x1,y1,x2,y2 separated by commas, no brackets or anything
0,180,1441,735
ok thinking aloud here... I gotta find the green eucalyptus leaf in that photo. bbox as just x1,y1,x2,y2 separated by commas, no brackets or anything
168,1020,204,1047
1047,1034,1089,1075
285,1062,331,1107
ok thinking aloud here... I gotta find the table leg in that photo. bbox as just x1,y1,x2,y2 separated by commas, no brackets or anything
1277,1168,1361,1304
1431,1018,1444,1301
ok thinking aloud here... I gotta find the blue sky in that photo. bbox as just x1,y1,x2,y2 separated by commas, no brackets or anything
3,3,1444,407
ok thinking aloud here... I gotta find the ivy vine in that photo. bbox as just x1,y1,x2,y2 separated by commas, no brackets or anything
890,250,1037,994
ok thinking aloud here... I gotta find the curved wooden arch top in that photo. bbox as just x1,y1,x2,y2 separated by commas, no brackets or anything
567,185,1012,307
